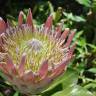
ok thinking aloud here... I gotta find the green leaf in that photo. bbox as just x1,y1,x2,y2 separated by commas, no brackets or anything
42,68,78,96
52,85,93,96
42,69,94,96
76,0,91,7
87,44,96,51
75,16,86,22
73,31,83,40
88,68,96,73
0,92,4,96
63,12,86,22
84,83,96,89
13,92,19,96
77,38,87,47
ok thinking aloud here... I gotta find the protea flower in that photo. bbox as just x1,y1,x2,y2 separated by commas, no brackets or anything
0,8,76,95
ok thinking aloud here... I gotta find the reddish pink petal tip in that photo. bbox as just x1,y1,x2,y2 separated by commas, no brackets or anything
0,63,8,74
6,55,17,75
0,17,6,34
64,31,75,48
64,28,70,32
6,55,14,69
60,28,70,40
18,11,24,26
55,25,62,38
51,59,70,79
26,8,34,27
39,60,48,78
69,43,76,54
23,71,34,82
44,15,53,32
18,53,26,76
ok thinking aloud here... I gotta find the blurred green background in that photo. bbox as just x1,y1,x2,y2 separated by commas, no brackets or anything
0,0,96,96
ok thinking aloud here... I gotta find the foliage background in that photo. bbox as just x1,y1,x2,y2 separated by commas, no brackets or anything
0,0,96,96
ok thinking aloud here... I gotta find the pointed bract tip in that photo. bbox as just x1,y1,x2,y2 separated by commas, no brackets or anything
0,17,3,21
65,28,70,31
0,33,5,36
18,11,24,26
70,31,76,36
44,15,53,32
18,53,26,76
70,43,77,52
0,17,6,34
40,60,48,70
6,55,15,70
28,8,32,17
49,14,53,17
70,29,76,36
20,11,24,15
26,8,33,27
71,29,77,32
39,60,48,78
60,28,70,42
28,8,31,12
48,14,53,21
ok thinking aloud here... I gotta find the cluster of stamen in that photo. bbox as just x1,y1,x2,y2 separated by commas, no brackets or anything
1,25,65,72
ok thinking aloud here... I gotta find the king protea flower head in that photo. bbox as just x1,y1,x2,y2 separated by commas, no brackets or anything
0,8,76,95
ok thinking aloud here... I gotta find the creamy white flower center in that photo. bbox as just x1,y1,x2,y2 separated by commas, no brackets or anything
27,38,43,52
